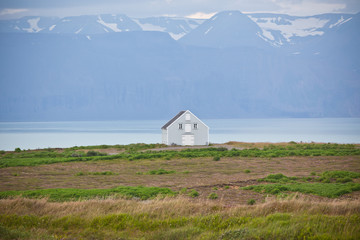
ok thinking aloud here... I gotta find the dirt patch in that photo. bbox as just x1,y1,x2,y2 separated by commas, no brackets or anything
1,155,359,205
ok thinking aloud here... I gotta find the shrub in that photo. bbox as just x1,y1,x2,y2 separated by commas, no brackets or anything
310,171,317,176
247,199,256,205
212,187,218,190
259,173,297,183
188,190,199,198
216,147,228,151
179,188,187,194
244,169,251,173
70,152,85,157
319,171,360,183
14,148,21,153
0,150,5,155
224,186,230,189
86,151,107,157
213,156,220,161
208,193,218,200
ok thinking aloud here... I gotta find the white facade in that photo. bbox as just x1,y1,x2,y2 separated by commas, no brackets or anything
161,110,209,146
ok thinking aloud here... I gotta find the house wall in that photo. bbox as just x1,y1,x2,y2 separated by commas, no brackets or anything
161,129,167,144
166,111,209,146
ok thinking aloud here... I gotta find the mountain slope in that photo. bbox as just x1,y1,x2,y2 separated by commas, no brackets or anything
249,13,354,47
179,11,269,48
0,27,359,120
41,14,142,34
0,11,359,120
134,17,204,40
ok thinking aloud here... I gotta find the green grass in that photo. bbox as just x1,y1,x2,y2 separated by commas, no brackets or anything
258,173,299,183
318,170,360,183
188,190,199,198
0,213,359,239
245,172,360,198
147,169,176,175
70,143,167,152
243,182,360,198
208,193,218,200
1,143,359,168
0,186,176,201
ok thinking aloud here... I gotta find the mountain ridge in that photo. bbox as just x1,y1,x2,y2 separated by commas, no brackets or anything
0,11,359,120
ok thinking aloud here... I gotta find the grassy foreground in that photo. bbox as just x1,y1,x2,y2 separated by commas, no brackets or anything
1,196,360,240
0,142,359,239
1,142,359,168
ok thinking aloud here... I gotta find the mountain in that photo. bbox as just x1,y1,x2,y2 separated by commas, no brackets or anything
0,14,203,40
248,13,354,47
0,11,359,120
0,16,59,33
179,11,269,48
0,12,355,44
42,14,142,34
134,17,204,40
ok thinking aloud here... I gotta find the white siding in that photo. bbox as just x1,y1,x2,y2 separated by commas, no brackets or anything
163,110,209,146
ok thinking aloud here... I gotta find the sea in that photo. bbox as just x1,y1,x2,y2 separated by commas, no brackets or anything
0,118,359,151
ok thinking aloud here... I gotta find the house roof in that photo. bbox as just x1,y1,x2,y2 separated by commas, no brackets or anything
161,110,186,129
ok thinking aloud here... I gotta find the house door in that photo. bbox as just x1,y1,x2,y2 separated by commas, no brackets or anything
182,134,194,146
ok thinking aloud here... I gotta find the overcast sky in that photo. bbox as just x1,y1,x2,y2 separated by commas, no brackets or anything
1,0,360,19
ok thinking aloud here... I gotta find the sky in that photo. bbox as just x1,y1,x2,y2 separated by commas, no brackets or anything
0,0,360,19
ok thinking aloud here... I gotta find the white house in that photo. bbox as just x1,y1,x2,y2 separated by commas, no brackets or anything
161,110,209,146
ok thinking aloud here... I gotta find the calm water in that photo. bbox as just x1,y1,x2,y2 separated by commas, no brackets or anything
0,118,359,150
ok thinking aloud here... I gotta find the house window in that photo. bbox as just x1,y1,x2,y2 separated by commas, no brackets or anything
194,123,198,129
185,114,191,120
179,124,183,130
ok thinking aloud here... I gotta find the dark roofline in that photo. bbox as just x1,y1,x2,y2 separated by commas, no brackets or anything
161,110,186,129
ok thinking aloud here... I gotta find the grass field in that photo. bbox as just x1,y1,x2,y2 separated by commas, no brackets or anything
0,142,360,239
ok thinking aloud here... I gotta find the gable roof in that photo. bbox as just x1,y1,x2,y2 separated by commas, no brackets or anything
161,110,186,129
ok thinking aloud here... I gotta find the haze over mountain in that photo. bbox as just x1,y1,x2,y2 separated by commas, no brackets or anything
0,11,359,121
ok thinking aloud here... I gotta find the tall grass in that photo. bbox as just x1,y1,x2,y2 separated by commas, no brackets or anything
0,196,359,239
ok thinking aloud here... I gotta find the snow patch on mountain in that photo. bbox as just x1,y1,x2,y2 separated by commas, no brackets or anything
133,19,166,32
204,26,213,35
49,25,56,31
250,16,328,43
329,16,352,28
97,15,122,32
75,27,83,34
261,29,275,41
169,32,186,40
23,17,42,32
